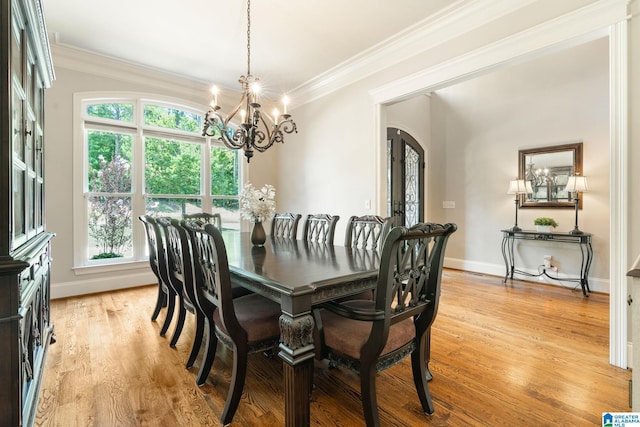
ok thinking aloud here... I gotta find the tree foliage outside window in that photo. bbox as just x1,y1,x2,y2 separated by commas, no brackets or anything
144,105,200,132
211,146,239,209
87,103,133,122
145,137,201,215
87,152,132,258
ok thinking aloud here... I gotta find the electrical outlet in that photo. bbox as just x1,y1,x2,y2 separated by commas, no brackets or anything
543,255,552,268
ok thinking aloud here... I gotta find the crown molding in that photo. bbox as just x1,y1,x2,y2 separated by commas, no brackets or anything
290,0,538,106
369,0,629,104
50,42,214,103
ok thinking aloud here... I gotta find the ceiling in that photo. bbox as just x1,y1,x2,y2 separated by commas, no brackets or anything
42,0,459,97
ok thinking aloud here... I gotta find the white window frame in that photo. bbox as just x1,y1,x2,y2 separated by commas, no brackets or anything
72,92,246,273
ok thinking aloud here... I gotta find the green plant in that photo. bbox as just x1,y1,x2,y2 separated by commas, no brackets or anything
534,217,558,228
91,252,123,260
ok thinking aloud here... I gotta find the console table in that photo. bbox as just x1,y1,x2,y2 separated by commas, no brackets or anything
500,229,593,297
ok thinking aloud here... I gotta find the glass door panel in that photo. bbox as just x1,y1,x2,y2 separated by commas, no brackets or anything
386,128,424,227
13,168,25,243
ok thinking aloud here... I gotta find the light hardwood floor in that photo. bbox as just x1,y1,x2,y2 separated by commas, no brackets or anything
36,269,630,426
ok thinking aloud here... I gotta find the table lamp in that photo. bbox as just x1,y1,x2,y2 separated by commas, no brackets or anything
564,175,589,235
507,179,533,231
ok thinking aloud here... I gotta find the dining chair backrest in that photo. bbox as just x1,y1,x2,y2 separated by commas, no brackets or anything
139,215,161,278
181,221,240,333
140,214,168,322
146,216,172,290
344,215,391,251
270,212,301,239
157,217,195,307
375,222,457,331
302,214,340,245
182,212,222,229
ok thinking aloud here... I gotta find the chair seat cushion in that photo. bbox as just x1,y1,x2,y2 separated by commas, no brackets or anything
214,293,281,344
320,300,414,359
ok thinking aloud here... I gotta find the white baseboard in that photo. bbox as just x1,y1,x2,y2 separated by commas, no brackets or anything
444,257,610,294
52,258,610,298
51,271,157,299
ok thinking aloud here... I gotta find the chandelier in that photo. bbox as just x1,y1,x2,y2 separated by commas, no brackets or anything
202,0,297,162
526,161,558,187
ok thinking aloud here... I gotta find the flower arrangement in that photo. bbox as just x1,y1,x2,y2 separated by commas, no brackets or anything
239,183,276,223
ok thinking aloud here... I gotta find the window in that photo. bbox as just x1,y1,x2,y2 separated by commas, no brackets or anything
74,94,244,269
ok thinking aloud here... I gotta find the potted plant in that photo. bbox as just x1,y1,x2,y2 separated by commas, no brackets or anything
534,217,558,233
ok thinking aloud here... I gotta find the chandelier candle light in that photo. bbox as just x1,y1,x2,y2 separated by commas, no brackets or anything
202,0,297,163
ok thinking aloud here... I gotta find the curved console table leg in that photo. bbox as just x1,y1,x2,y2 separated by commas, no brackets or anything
501,232,515,284
582,240,594,294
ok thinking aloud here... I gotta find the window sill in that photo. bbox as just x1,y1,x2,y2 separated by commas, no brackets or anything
73,260,149,276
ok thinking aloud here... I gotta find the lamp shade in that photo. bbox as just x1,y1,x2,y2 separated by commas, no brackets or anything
564,175,589,193
507,179,533,195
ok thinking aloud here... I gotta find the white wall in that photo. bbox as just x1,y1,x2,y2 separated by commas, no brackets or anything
278,17,612,292
274,80,381,241
430,37,610,288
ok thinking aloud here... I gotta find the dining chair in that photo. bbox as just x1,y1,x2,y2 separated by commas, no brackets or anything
155,217,199,352
344,215,391,251
314,222,457,426
181,221,282,425
302,213,340,245
139,215,173,330
143,215,191,341
270,212,301,239
182,212,222,229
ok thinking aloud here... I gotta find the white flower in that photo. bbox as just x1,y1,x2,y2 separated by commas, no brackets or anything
239,183,276,223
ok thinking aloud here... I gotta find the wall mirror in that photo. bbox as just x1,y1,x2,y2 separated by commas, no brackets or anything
518,142,583,208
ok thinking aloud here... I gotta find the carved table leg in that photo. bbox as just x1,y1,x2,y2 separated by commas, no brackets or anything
278,311,315,427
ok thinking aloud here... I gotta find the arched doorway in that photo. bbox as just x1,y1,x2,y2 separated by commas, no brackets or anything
387,128,424,227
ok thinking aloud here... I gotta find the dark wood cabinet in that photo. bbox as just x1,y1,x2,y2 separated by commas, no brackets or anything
1,0,55,425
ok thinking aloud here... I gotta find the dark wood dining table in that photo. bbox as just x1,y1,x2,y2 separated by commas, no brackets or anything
222,232,379,427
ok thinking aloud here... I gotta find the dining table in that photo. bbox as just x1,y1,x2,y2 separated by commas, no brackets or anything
222,231,379,427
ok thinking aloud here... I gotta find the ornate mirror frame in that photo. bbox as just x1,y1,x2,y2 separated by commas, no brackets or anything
518,142,583,209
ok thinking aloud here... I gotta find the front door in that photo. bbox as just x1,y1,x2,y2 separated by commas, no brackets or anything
387,128,424,227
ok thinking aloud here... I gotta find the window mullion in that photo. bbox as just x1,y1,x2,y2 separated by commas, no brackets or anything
132,100,146,260
202,137,212,213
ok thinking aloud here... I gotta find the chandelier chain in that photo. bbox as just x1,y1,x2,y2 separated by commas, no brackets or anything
202,0,297,162
246,0,251,76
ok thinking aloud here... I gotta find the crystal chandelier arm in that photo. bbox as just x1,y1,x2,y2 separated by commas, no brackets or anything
220,123,249,150
251,113,298,153
203,107,248,150
252,113,274,152
223,89,249,128
277,116,297,136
